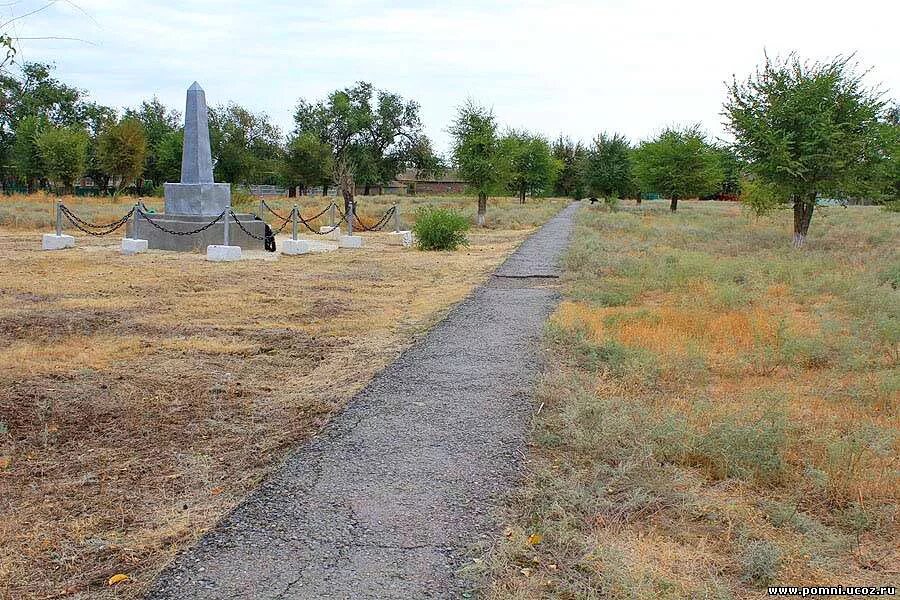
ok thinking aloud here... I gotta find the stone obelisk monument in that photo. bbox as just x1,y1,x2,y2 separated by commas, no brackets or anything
129,82,265,252
164,82,231,215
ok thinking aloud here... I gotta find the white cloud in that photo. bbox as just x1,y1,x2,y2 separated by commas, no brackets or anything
7,0,899,154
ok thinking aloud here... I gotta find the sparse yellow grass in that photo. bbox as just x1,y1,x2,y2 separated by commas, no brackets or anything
0,194,565,599
484,201,899,599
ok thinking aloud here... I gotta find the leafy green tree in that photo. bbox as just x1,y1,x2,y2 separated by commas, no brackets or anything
583,133,634,202
498,130,558,203
281,132,333,195
11,115,46,191
293,82,430,204
98,118,148,193
0,62,86,187
36,125,88,194
209,103,283,185
713,145,743,198
449,100,502,226
552,136,586,199
156,130,184,185
124,97,180,186
82,102,117,193
724,54,888,246
633,125,723,212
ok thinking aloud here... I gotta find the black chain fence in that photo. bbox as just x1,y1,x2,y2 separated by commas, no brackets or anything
137,209,227,236
59,205,134,236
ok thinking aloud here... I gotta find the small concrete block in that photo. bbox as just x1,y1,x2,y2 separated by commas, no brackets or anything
42,234,75,250
386,231,413,247
121,238,148,255
338,235,364,249
281,239,312,255
206,244,242,262
319,225,342,240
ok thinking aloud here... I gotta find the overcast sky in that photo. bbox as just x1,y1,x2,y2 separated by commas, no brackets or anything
7,0,900,155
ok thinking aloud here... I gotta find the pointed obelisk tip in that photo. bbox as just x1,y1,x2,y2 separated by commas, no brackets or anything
188,81,203,92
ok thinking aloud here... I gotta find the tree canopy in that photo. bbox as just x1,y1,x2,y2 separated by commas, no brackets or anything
583,132,634,201
552,136,586,199
36,125,88,193
724,53,889,245
498,130,558,203
633,125,724,212
98,118,148,192
449,100,501,226
292,82,434,197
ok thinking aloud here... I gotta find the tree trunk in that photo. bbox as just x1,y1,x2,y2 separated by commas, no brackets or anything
363,184,370,196
636,196,642,206
792,197,815,248
288,186,297,198
670,197,678,212
519,187,526,204
477,192,487,227
322,183,329,196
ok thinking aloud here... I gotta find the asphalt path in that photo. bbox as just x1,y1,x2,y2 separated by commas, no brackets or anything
147,202,580,599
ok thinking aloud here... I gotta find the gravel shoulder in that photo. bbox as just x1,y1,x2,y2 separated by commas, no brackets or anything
147,202,580,599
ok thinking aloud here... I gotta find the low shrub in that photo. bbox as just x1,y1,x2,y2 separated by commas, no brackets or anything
412,206,470,250
739,540,781,586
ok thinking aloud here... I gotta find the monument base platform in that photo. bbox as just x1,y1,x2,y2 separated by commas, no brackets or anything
207,245,242,262
129,213,266,252
42,234,75,250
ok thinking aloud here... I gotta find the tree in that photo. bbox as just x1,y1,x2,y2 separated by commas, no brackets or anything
449,101,502,226
209,103,283,186
552,136,586,199
124,97,180,187
11,115,46,191
82,102,118,193
633,125,723,212
0,62,87,187
724,53,888,246
712,145,743,199
36,125,88,194
499,130,558,203
583,133,634,202
292,82,430,203
98,118,148,193
156,130,184,185
281,132,333,196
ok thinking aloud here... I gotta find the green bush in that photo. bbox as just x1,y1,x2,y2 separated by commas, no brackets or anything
412,207,470,250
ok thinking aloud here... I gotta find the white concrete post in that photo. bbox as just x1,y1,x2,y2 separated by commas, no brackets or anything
55,200,62,236
258,198,265,219
292,204,298,241
393,202,400,232
329,202,336,227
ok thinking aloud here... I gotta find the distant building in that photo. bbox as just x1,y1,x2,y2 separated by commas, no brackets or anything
393,168,466,195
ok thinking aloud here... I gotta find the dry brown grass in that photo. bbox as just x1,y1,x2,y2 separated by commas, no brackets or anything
483,201,899,599
0,195,563,599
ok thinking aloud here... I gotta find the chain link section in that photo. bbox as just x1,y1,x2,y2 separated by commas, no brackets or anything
59,204,134,236
228,210,291,242
261,199,334,224
352,206,396,232
137,209,226,236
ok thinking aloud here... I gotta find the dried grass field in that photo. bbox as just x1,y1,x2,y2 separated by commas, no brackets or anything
0,193,566,599
483,201,899,599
